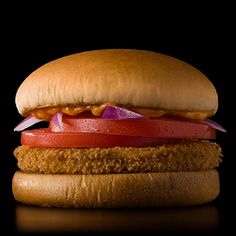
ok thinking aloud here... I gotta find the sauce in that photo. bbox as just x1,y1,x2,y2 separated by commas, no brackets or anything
30,103,212,120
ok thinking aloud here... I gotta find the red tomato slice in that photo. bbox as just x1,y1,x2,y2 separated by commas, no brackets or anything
22,117,216,148
21,129,180,148
49,117,215,139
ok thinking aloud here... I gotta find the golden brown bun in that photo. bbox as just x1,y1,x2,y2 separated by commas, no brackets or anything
12,170,219,208
15,49,218,116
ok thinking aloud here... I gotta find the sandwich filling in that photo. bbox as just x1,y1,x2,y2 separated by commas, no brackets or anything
27,103,213,120
14,140,221,174
14,105,223,175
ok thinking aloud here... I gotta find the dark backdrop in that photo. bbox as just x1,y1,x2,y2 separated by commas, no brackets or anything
0,4,235,234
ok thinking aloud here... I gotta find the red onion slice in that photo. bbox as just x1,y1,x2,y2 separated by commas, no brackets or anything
52,112,63,130
14,115,44,132
201,119,227,132
101,106,145,119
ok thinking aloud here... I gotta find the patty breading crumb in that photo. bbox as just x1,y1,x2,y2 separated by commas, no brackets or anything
14,140,222,175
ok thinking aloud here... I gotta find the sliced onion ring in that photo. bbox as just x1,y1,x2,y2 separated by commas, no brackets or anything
52,112,63,131
14,115,45,132
201,119,226,133
101,106,145,119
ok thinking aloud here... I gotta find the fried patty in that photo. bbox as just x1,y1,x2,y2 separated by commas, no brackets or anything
14,140,222,174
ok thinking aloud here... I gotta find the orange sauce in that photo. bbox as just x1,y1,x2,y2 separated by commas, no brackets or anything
30,103,212,120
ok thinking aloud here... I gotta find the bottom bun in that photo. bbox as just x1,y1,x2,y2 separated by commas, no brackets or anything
12,170,219,208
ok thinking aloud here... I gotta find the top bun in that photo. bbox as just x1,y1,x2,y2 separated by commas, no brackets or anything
16,49,218,116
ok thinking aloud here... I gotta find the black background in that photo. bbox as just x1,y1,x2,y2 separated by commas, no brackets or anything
0,3,235,234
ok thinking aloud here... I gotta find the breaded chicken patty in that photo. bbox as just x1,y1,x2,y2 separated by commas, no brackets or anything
14,140,222,174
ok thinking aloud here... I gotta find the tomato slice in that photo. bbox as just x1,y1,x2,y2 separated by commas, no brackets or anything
49,117,215,139
21,129,180,148
21,117,216,148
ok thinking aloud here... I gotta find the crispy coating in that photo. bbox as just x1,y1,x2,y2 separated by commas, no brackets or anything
14,140,222,175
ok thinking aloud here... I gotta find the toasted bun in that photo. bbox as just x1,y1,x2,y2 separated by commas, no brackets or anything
16,49,218,116
12,170,219,208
